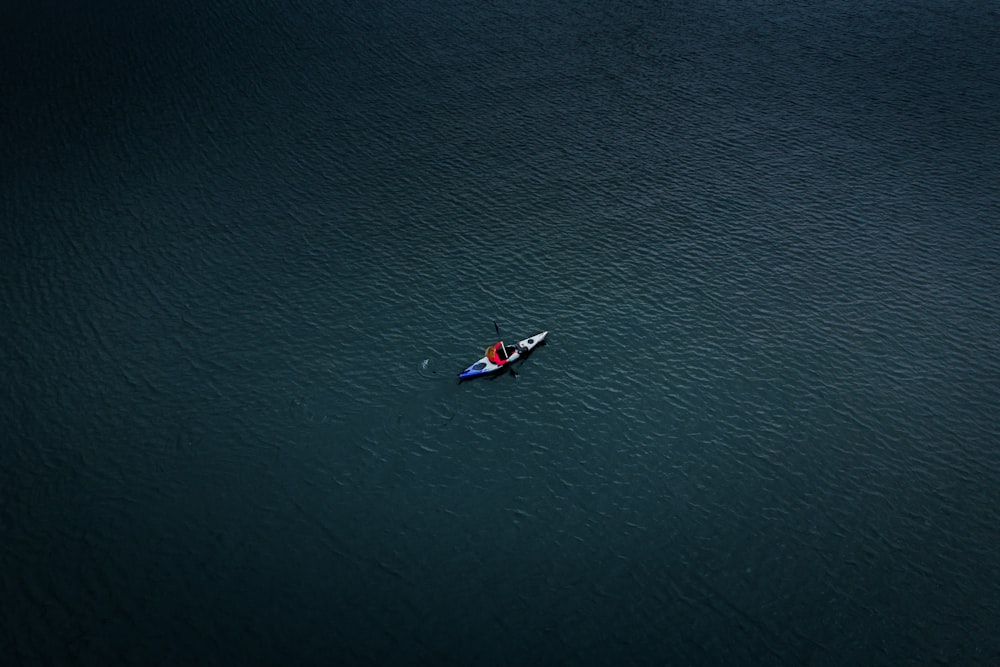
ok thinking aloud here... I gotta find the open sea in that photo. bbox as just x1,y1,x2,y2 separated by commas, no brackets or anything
3,0,999,664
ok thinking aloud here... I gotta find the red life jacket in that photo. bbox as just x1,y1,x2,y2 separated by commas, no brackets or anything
486,342,507,365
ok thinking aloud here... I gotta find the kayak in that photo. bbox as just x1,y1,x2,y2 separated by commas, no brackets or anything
458,331,548,380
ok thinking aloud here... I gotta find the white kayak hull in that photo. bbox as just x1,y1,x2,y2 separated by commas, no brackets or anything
458,331,548,379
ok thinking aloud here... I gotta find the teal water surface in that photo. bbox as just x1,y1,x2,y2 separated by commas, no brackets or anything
3,0,999,664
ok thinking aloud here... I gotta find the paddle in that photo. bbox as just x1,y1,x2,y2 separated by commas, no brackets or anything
493,320,517,378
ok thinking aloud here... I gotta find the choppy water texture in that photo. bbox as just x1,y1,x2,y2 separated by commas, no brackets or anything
3,0,999,664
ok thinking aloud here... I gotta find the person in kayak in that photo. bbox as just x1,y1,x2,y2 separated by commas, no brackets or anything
486,342,508,365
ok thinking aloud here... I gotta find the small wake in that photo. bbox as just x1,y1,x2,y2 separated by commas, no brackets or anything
417,357,439,380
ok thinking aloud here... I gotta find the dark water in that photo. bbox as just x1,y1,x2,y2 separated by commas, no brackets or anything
3,0,999,663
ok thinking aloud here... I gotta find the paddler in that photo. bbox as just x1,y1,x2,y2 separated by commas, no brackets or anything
485,342,508,365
